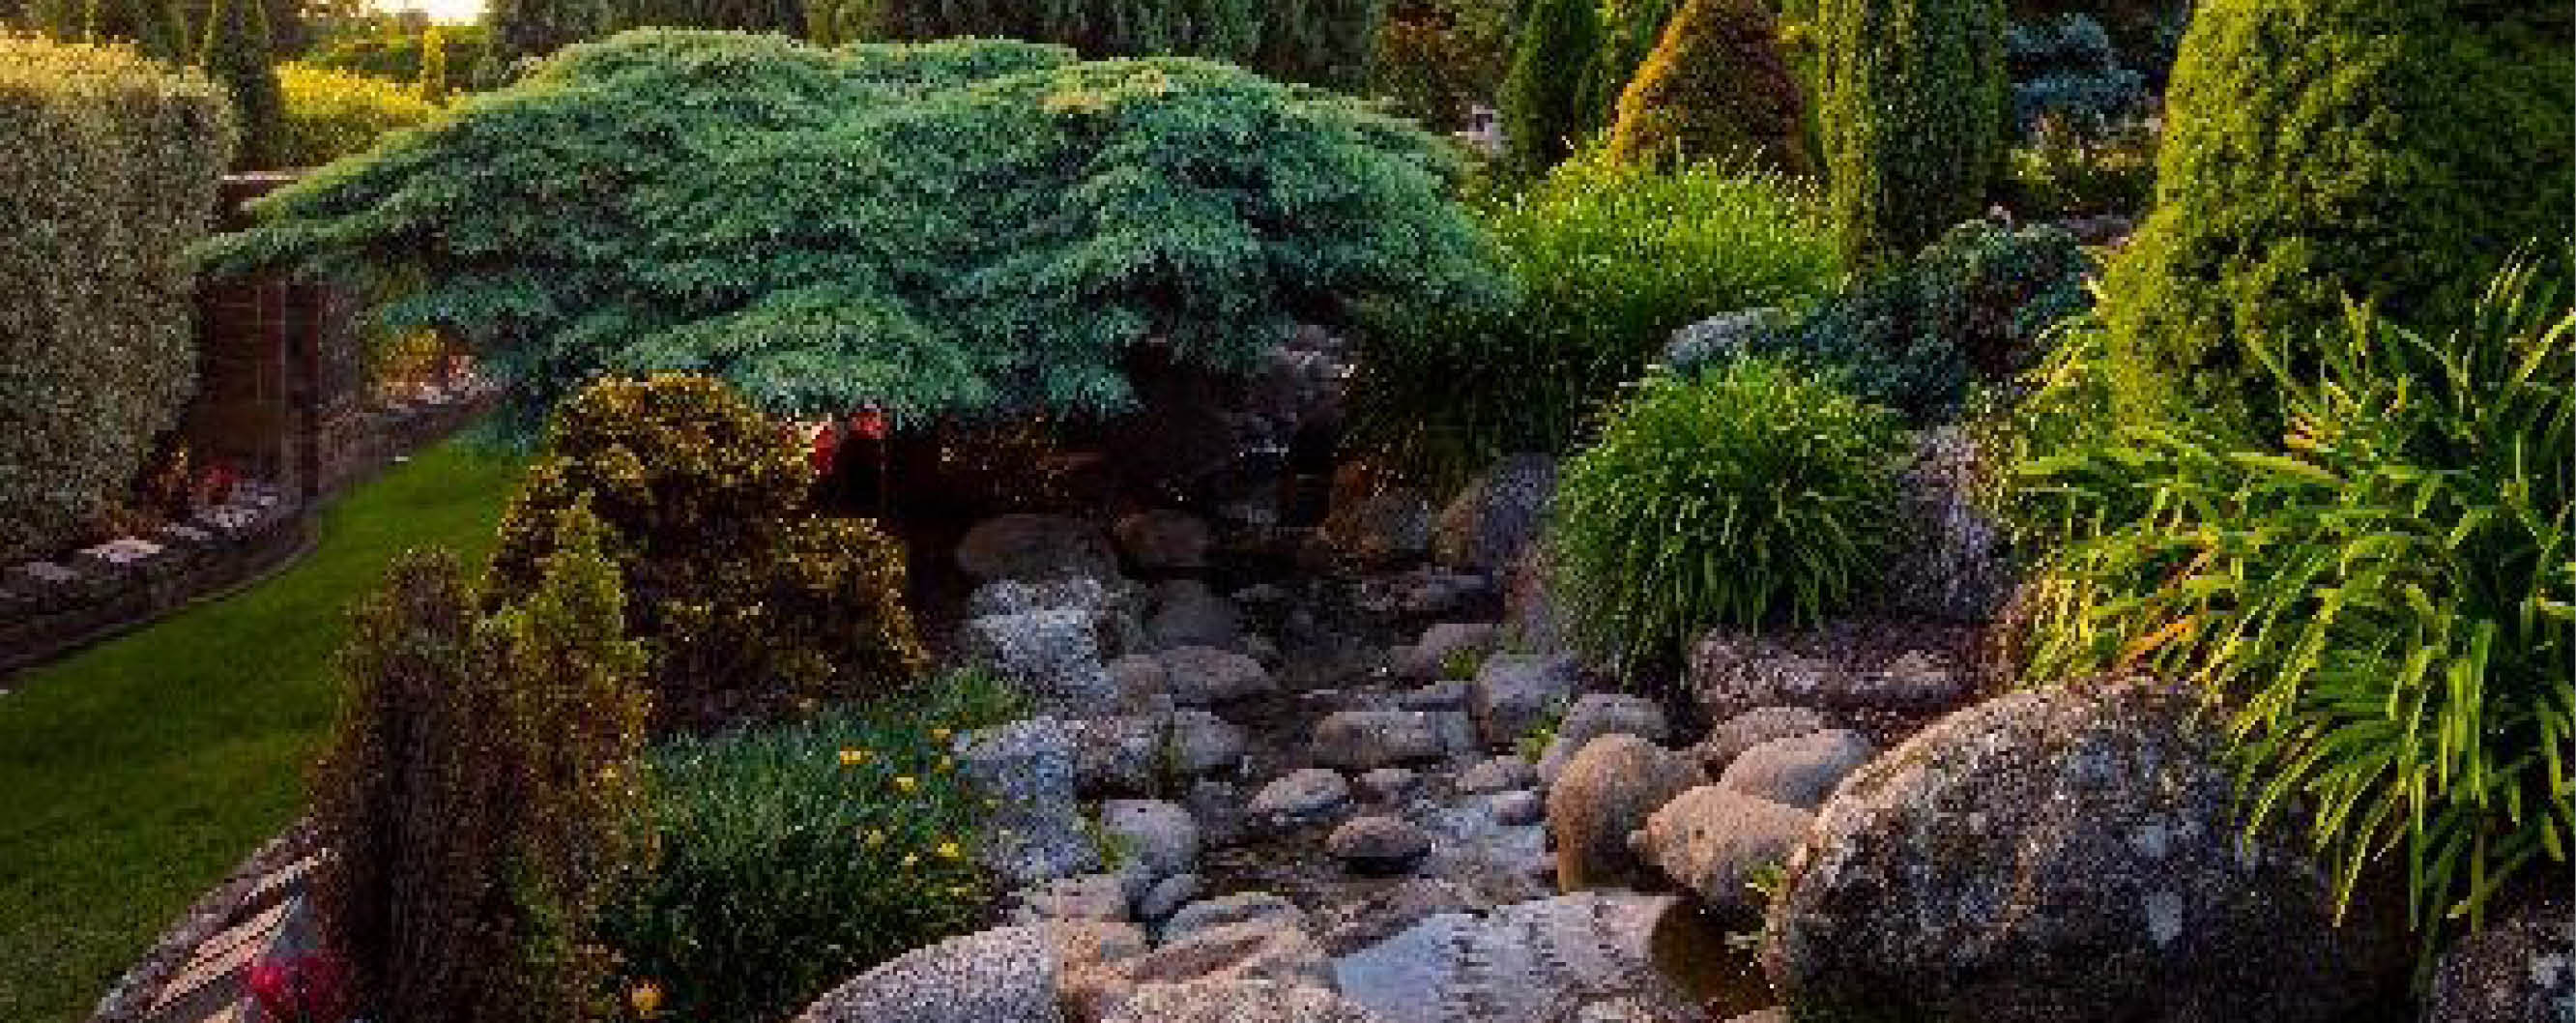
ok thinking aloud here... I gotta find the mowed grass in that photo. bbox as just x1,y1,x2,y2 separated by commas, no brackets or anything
0,441,526,1023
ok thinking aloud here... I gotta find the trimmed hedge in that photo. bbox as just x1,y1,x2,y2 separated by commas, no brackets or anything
2097,0,2574,429
1816,0,2008,265
1606,0,1809,173
0,34,235,564
275,63,440,168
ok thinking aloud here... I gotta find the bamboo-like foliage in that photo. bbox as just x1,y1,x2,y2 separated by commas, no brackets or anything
2015,261,2575,954
1550,359,1905,674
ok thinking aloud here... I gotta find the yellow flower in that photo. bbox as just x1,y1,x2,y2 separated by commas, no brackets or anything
931,727,954,743
863,829,886,847
893,775,917,793
629,980,665,1019
936,840,964,861
902,853,920,867
839,748,869,768
936,756,955,774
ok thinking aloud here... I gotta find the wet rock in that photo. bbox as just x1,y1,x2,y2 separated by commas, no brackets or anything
1316,878,1475,955
1114,511,1214,571
1136,873,1203,924
1329,816,1433,874
959,513,1120,582
1764,678,2411,1023
794,921,1141,1023
1633,786,1811,920
1534,693,1670,788
1398,680,1471,713
1488,790,1544,827
1693,707,1831,777
1546,735,1706,892
1718,729,1874,810
1357,767,1421,803
964,609,1119,716
1393,623,1501,683
1102,980,1385,1023
1457,755,1537,796
1395,570,1492,619
1100,800,1200,882
1170,709,1249,777
1432,454,1558,574
1149,580,1243,652
1164,892,1314,944
1332,892,1695,1023
1314,711,1458,770
1074,716,1171,797
2426,891,2574,1022
1250,769,1353,827
1159,646,1274,706
1470,654,1581,749
960,718,1102,885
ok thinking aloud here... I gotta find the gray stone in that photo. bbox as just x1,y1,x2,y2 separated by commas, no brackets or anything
1149,580,1243,652
1500,550,1569,657
1397,570,1491,619
1114,511,1215,570
958,513,1120,582
1332,892,1695,1023
959,718,1102,885
1128,920,1339,991
1432,454,1558,573
1103,980,1385,1023
1136,873,1203,923
1693,707,1832,777
1164,892,1313,944
1662,309,1788,377
1457,756,1536,796
1882,426,2014,623
1159,646,1274,706
1690,632,1972,720
1100,800,1200,881
1328,816,1433,874
964,609,1118,716
1719,729,1874,810
1108,654,1171,711
1489,791,1544,827
1393,623,1501,683
1074,716,1171,797
1398,680,1471,713
1250,769,1353,827
1534,694,1669,788
1633,786,1811,919
1314,879,1475,955
1547,735,1705,892
1325,484,1433,566
1015,873,1134,923
1314,711,1454,770
1469,655,1580,749
2426,891,2574,1023
795,921,1141,1023
1169,709,1249,777
1356,767,1420,803
1764,678,2411,1023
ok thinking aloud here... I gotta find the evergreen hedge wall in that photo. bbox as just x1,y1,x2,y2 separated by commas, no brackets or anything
0,34,236,563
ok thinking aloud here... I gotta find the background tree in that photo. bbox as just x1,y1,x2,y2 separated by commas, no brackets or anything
200,0,284,170
1498,0,1602,170
416,22,447,101
1606,0,1809,173
1815,0,2007,266
1368,0,1517,128
2096,0,2573,429
83,0,182,59
1584,0,1681,129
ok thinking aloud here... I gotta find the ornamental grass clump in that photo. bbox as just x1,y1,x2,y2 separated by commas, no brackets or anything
601,672,1019,1023
1551,359,1905,673
2012,261,2575,955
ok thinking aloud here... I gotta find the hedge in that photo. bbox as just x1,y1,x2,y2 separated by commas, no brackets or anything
0,34,236,563
276,63,440,168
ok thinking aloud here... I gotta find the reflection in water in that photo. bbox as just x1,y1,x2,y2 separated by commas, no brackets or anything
1650,899,1778,1019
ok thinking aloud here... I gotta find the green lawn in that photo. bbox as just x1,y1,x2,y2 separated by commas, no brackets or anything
0,442,526,1023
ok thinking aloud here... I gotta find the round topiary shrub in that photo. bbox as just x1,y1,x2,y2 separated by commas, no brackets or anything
1605,0,1810,174
1815,0,2009,266
488,375,926,729
2097,0,2574,429
1550,359,1905,671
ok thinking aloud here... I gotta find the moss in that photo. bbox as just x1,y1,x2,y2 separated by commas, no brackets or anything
2096,0,2574,429
1606,0,1810,174
1815,0,2009,266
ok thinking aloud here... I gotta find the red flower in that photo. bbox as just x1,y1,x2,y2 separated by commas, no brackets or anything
246,950,352,1023
850,406,888,441
810,424,842,475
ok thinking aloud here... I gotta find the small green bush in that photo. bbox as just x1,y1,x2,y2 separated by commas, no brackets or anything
602,673,1019,1023
311,508,654,1023
1551,360,1905,670
275,62,438,167
198,0,282,169
1815,0,2008,265
1999,116,2153,219
1498,0,1602,171
2097,0,2573,432
1350,159,1840,482
2012,262,2574,954
488,375,928,730
0,34,234,563
1605,0,1809,174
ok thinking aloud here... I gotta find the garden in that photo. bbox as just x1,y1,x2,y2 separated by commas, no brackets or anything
0,0,2566,1020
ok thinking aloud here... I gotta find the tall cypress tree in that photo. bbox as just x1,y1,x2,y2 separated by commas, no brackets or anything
417,23,449,102
200,0,283,170
1816,0,2006,266
1499,0,1601,171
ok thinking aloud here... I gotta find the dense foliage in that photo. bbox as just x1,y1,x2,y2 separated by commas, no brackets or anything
1605,0,1808,173
2012,263,2574,952
487,376,926,730
2005,13,2142,138
1585,0,1682,135
0,34,234,563
1351,159,1840,482
2098,0,2572,431
1368,0,1514,128
275,62,439,167
1999,117,2152,219
198,31,1499,437
307,20,489,82
1497,0,1600,171
1701,219,2092,422
312,513,653,1023
1815,0,2007,265
603,673,1018,1023
1551,360,1904,672
828,0,1383,91
199,0,282,169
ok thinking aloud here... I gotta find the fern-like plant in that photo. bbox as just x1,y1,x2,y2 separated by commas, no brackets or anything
2014,261,2575,953
1550,359,1905,672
